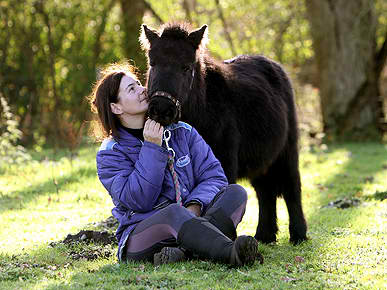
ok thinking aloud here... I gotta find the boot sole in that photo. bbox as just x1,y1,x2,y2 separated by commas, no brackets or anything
154,247,186,266
236,236,261,266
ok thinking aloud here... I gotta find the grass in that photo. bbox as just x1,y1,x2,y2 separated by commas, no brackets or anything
0,142,386,289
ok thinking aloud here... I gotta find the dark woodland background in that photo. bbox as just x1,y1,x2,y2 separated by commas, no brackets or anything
0,0,386,152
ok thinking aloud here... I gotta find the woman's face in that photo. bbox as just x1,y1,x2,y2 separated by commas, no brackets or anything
113,74,148,116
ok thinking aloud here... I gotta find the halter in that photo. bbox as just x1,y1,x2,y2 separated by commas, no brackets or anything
155,68,196,205
150,90,181,121
149,66,196,122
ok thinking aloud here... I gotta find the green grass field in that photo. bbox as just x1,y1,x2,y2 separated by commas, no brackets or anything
0,142,386,289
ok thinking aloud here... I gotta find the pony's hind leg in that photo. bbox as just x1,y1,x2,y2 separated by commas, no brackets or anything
282,159,307,244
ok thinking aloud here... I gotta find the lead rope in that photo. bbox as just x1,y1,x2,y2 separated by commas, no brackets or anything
163,129,182,206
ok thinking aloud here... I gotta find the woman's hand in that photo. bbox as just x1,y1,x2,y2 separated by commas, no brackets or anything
143,119,164,146
186,204,201,217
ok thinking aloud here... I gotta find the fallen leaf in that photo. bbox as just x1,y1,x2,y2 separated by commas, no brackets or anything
285,263,292,273
237,269,250,276
281,276,297,282
63,263,71,268
317,184,327,191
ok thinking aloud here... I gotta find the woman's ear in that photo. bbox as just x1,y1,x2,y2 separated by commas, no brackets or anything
110,102,122,115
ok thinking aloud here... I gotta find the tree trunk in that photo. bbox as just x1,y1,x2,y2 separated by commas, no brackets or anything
306,0,386,140
119,0,147,78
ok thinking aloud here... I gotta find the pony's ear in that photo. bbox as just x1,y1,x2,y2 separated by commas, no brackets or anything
140,24,159,50
187,25,208,49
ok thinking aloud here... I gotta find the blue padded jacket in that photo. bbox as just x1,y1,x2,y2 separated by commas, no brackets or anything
96,122,228,260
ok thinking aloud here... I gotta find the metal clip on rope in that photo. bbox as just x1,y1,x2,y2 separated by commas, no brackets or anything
163,129,175,158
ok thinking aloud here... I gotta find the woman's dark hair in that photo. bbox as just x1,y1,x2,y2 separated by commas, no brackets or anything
88,63,139,140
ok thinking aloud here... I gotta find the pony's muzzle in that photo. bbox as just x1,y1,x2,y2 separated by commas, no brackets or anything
147,96,179,126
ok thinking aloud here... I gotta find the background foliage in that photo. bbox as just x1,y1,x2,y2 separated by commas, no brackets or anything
0,0,386,148
0,2,386,288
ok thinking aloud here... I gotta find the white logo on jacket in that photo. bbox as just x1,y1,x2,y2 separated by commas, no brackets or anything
176,154,190,167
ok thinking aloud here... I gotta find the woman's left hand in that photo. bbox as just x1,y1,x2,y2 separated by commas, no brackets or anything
143,119,164,146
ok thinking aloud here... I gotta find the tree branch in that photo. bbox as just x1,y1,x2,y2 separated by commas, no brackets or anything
93,0,117,66
36,3,57,101
326,0,341,50
273,17,292,63
375,30,387,77
182,0,192,24
35,0,61,147
143,0,163,24
214,0,236,56
337,80,369,135
0,6,10,69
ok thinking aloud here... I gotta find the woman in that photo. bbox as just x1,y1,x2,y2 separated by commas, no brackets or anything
90,64,263,266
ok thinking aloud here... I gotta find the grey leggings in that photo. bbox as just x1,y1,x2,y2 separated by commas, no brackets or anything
125,184,248,262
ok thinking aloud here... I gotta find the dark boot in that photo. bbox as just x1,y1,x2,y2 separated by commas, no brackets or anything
230,236,264,265
204,207,237,241
177,217,261,266
154,247,187,265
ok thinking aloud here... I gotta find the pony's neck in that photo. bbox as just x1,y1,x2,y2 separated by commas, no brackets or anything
182,63,209,128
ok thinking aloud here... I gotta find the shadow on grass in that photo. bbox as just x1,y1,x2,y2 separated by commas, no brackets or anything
42,143,387,289
40,260,252,290
1,143,385,289
236,142,387,288
0,165,97,213
2,242,229,290
0,235,118,289
41,262,183,290
306,142,386,226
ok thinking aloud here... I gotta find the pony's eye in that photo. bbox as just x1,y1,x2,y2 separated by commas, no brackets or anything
150,61,156,67
182,65,191,72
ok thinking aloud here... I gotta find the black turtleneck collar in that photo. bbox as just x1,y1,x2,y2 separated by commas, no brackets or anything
121,126,144,142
